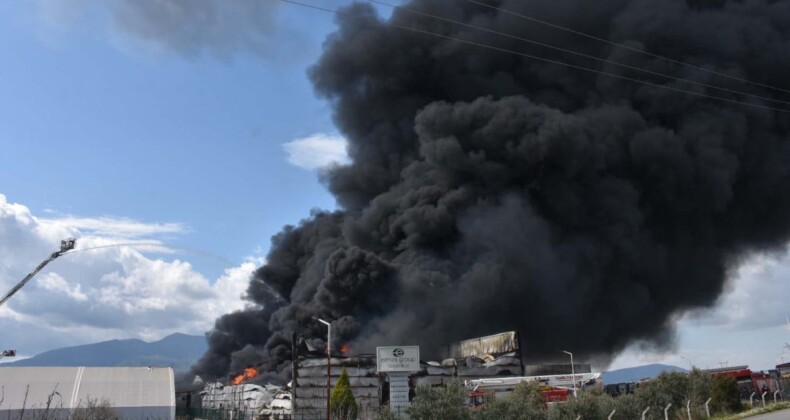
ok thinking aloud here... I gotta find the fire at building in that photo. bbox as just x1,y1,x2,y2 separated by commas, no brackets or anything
179,331,603,419
179,0,790,417
232,368,261,385
188,0,790,402
179,329,790,420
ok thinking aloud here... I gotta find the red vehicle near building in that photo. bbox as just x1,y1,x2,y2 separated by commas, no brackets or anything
704,366,780,398
467,386,571,411
465,373,601,410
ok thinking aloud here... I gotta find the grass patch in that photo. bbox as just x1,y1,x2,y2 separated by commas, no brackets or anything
712,401,790,419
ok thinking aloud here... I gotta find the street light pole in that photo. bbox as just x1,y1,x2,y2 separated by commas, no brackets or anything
563,350,576,398
314,317,331,420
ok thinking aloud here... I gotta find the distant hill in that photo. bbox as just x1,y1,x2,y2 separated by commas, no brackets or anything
3,333,207,373
603,363,687,384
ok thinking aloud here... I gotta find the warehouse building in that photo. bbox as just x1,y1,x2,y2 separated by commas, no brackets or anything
290,331,527,419
0,366,175,419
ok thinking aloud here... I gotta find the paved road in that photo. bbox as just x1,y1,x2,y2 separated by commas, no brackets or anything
748,408,790,419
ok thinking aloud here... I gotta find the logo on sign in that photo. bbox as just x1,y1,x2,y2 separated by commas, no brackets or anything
377,346,420,373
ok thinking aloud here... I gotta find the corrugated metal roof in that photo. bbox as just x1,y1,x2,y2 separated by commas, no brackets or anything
0,367,174,418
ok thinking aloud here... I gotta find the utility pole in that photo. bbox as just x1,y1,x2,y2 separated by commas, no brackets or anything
314,317,331,420
0,238,76,307
563,350,576,397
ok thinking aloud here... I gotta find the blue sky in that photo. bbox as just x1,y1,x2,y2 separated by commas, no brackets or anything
0,0,350,277
0,0,788,372
0,0,354,354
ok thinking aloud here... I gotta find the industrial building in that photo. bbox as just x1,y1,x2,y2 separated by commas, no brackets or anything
286,331,597,420
292,355,380,419
0,366,175,419
183,331,601,419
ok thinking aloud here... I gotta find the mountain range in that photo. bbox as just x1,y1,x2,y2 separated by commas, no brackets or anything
2,333,207,373
4,334,685,382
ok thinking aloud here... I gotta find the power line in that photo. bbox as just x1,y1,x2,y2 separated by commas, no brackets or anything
461,0,790,96
368,0,790,107
277,0,790,113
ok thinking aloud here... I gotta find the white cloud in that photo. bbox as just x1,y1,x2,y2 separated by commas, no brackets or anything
690,254,790,331
31,0,280,58
0,194,255,356
282,133,350,171
38,216,186,238
607,323,790,372
608,252,790,372
37,272,88,302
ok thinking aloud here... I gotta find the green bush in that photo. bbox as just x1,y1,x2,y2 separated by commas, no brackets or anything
330,368,358,420
710,376,742,414
392,370,759,420
548,392,614,420
635,371,689,412
611,394,643,420
687,369,714,406
407,381,470,420
472,382,547,420
512,381,549,410
374,406,403,420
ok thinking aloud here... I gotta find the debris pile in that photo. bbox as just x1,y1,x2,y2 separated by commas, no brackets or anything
200,382,292,419
414,352,524,387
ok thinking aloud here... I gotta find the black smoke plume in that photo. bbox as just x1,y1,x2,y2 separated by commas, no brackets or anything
191,0,790,382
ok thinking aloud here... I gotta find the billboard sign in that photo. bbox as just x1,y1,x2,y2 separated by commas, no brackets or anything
440,331,519,359
376,346,420,372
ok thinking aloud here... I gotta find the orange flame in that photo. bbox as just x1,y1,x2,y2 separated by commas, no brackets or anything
230,367,259,385
340,343,351,355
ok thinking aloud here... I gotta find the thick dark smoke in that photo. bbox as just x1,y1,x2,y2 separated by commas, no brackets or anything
191,0,790,382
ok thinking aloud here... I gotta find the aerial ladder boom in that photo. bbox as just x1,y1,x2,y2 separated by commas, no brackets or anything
0,238,76,307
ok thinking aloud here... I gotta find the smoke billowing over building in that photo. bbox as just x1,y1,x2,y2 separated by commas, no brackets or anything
191,0,790,382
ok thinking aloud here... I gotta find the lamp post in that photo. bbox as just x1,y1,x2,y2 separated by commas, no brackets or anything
562,350,576,398
314,317,331,420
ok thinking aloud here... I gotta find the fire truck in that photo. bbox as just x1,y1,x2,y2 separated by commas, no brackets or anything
464,373,602,410
705,366,780,398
